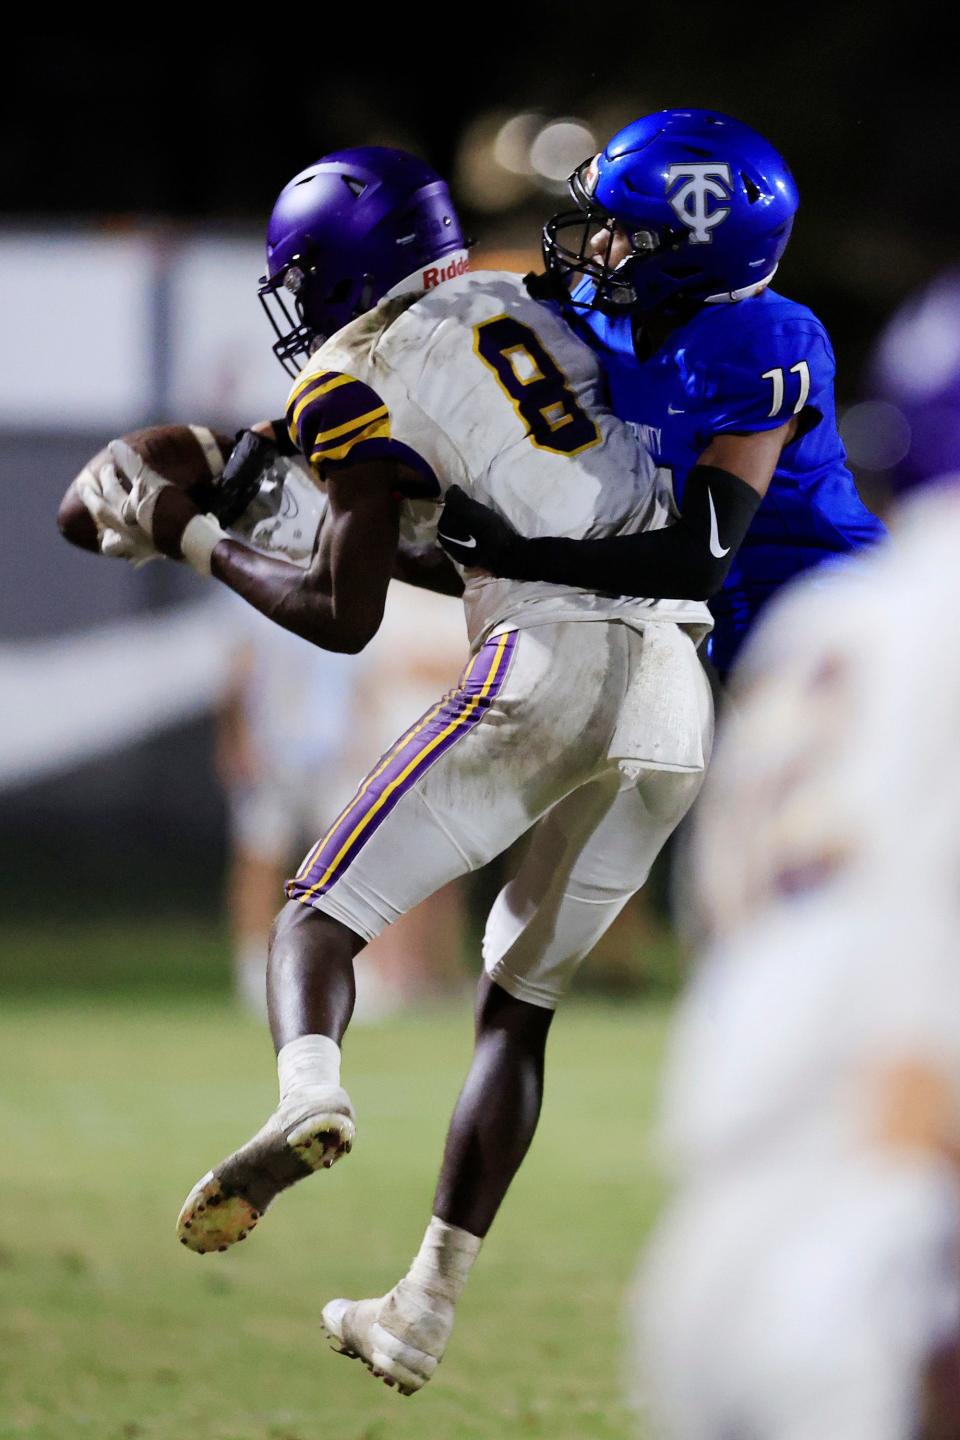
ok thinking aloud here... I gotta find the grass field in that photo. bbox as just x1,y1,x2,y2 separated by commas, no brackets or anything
1,928,672,1440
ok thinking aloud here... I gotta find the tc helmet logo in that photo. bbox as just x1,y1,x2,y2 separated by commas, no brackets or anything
665,163,733,243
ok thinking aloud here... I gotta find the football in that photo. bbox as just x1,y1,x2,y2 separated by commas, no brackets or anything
58,424,235,554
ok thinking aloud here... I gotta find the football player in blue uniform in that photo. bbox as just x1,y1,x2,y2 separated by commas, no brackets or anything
438,109,886,678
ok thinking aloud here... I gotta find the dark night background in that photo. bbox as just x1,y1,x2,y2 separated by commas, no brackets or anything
5,10,959,381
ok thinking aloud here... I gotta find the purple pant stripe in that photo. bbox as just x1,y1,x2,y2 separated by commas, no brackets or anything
286,631,516,903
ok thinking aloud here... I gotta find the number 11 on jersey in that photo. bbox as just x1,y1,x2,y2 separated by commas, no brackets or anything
762,361,811,418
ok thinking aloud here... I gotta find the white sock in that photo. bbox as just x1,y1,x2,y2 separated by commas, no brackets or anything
277,1034,342,1105
405,1217,482,1303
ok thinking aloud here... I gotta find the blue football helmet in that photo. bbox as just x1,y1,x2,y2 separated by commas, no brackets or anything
543,109,799,317
259,146,468,374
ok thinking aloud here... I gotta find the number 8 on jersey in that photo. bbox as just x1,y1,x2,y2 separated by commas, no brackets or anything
473,315,601,457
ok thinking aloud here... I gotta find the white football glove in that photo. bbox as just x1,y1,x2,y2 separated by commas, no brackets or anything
110,438,173,539
109,435,227,575
75,460,160,567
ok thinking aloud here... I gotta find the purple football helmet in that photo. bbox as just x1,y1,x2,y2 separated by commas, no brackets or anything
259,146,467,375
870,268,960,495
543,109,799,317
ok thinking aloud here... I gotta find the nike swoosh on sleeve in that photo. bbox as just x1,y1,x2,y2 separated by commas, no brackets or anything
437,530,478,549
708,489,731,558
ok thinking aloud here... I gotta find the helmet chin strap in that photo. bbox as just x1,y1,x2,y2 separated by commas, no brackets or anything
703,264,778,304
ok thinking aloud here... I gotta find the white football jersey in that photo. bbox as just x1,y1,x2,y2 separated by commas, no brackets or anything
284,271,712,648
693,487,960,946
636,489,960,1440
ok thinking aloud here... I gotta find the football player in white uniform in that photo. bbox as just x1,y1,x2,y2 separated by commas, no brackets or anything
630,486,960,1439
83,147,718,1395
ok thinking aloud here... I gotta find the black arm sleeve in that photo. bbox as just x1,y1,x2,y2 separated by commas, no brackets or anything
211,429,280,525
507,465,762,600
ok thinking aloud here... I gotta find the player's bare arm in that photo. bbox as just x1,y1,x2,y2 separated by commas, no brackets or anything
249,416,463,598
392,540,464,597
159,461,401,654
697,418,800,497
75,435,404,654
63,414,402,656
438,415,799,601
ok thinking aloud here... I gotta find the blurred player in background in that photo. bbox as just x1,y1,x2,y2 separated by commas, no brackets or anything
869,266,960,496
216,602,360,1013
628,277,960,1440
439,108,885,681
81,146,716,1395
217,590,466,1019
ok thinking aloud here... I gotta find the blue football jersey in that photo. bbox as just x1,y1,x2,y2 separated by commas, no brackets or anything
572,285,887,674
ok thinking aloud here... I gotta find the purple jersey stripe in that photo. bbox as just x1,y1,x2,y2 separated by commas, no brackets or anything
320,435,441,496
290,373,388,456
286,631,517,905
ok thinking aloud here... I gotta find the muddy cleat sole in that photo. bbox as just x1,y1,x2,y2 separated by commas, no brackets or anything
320,1287,452,1396
177,1099,355,1255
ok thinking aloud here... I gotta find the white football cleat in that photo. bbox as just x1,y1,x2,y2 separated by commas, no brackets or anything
321,1280,456,1395
176,1085,355,1254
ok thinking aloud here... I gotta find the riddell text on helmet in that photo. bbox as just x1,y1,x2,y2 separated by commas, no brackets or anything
423,253,470,290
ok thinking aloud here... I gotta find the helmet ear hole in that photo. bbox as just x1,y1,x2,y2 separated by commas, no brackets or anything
325,278,352,304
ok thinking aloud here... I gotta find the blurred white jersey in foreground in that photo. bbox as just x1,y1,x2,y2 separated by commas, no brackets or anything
633,487,960,1440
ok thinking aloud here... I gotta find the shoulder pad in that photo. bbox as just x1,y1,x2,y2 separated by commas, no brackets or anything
285,369,390,468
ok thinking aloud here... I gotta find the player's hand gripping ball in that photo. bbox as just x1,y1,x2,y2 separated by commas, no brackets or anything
58,424,233,557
